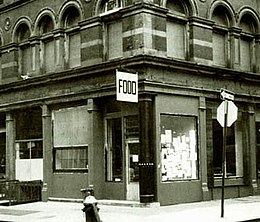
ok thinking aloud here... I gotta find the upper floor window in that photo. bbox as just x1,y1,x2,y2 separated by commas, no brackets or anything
63,7,81,69
107,20,123,60
239,14,257,72
16,23,31,76
166,0,189,60
38,15,55,74
100,0,122,15
212,6,231,67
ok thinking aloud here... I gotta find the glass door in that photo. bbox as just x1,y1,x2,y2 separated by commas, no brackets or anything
126,139,139,201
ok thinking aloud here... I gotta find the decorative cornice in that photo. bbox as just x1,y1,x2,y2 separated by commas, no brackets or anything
189,16,214,29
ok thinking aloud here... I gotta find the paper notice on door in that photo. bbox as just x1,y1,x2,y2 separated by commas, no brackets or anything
132,155,139,162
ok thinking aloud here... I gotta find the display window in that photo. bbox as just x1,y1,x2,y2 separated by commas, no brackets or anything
207,106,245,179
160,114,198,181
212,119,236,177
105,118,123,182
52,106,88,172
256,122,260,177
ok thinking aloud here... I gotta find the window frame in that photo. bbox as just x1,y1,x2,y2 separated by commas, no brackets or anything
64,27,81,69
212,26,229,67
166,12,189,60
53,145,88,172
18,41,32,76
52,105,89,173
208,105,245,180
160,114,199,182
100,0,123,16
212,119,236,177
105,117,123,182
40,33,56,74
256,121,260,178
239,33,254,72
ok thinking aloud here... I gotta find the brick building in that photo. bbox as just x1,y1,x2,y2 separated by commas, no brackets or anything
0,0,259,205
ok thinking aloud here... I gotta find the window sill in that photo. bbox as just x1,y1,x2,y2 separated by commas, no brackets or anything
54,170,88,174
214,177,244,187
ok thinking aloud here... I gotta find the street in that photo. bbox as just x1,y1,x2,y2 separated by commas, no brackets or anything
0,196,259,222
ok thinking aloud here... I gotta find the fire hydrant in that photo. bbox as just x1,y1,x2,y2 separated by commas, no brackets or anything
82,192,101,222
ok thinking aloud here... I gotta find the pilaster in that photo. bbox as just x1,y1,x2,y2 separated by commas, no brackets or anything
138,93,155,203
199,97,211,200
248,105,258,195
6,112,15,180
0,44,19,84
189,16,214,66
42,105,52,201
87,99,103,199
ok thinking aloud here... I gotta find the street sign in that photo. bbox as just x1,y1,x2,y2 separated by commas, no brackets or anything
116,70,138,103
220,89,234,101
218,89,237,218
217,101,238,127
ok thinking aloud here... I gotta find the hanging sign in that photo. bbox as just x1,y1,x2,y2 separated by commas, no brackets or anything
116,70,138,103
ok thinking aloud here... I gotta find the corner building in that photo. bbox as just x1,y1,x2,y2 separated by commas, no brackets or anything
0,0,259,206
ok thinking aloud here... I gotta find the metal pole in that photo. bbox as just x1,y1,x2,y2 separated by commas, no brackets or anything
221,100,228,218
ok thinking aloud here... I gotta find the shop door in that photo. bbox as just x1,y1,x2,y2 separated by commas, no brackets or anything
126,139,140,201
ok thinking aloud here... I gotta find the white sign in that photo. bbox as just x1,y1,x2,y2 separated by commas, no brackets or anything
217,101,238,127
220,89,234,101
116,70,138,103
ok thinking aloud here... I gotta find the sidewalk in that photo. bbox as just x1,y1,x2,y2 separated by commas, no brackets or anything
0,196,259,222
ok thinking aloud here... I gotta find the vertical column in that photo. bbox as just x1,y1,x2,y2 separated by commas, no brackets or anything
256,35,260,73
54,30,65,71
29,37,40,76
80,19,103,67
122,13,144,57
139,94,155,203
248,106,258,194
1,44,18,84
150,14,167,57
6,112,15,180
87,99,103,199
199,97,211,200
229,28,241,70
42,105,52,201
189,17,213,66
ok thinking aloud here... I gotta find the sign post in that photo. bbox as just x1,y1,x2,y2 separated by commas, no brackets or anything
221,100,228,218
217,89,237,218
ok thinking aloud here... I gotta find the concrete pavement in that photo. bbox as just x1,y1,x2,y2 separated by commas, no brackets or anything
0,196,259,222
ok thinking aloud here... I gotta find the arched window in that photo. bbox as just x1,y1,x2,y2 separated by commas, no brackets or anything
38,15,55,73
212,6,231,67
98,0,123,60
166,0,189,60
63,7,81,68
100,0,122,14
239,14,257,72
16,23,31,76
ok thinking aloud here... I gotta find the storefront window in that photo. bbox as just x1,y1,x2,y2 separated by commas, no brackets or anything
213,120,236,176
160,115,198,181
256,122,260,177
15,108,43,181
105,118,123,182
54,147,87,170
210,109,244,178
16,140,43,159
52,106,88,172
